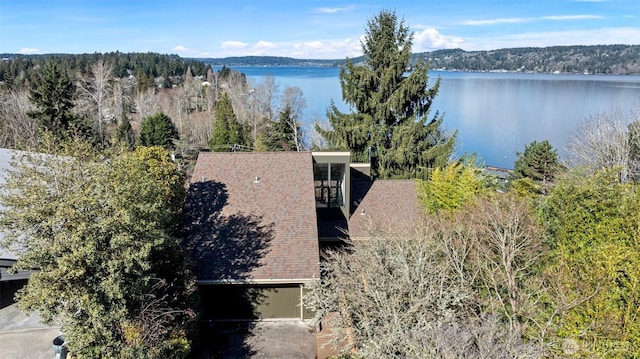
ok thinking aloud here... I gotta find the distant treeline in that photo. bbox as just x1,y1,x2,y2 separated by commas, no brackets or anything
419,45,640,75
0,52,211,88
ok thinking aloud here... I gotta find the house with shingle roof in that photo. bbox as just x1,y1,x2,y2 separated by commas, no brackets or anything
181,150,421,321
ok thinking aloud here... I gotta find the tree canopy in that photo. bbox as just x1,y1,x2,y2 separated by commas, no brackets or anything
208,92,251,151
139,112,179,149
317,10,455,179
257,105,300,151
27,62,93,142
539,168,640,356
418,158,490,214
114,110,136,149
511,140,562,194
0,140,195,358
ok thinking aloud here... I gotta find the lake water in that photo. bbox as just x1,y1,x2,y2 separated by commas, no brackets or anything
232,66,640,169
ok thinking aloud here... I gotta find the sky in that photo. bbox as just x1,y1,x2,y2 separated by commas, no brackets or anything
1,0,639,59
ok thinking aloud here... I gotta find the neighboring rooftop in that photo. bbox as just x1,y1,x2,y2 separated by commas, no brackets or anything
348,180,421,239
0,148,16,262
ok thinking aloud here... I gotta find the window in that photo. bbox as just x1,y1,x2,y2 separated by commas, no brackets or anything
314,162,345,208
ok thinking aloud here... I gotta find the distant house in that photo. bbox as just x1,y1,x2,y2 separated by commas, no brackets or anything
181,151,421,321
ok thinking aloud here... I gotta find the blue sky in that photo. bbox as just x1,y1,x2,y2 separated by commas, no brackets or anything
1,0,638,58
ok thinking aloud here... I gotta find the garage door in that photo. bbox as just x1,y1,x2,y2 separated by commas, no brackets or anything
200,284,313,320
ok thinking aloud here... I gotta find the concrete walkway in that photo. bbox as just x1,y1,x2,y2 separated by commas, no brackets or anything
0,304,61,359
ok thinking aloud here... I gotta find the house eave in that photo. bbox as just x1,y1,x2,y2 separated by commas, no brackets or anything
197,278,319,285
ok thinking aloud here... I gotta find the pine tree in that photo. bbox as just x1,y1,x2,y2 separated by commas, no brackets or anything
512,140,561,185
209,92,251,151
317,10,455,179
259,105,299,151
114,109,136,150
27,61,93,142
139,112,179,149
135,68,154,94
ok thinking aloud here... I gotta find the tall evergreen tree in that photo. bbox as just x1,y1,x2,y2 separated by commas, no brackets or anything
139,112,179,149
27,61,93,142
114,109,136,150
208,92,251,152
259,105,300,151
317,10,455,179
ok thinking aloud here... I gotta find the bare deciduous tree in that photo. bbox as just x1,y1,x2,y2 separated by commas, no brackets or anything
565,107,640,181
461,195,546,335
135,88,158,121
77,59,115,146
110,78,134,125
308,117,330,150
306,211,543,358
0,89,38,149
241,75,279,141
281,86,307,151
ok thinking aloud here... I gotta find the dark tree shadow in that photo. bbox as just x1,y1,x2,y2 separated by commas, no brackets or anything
181,180,275,358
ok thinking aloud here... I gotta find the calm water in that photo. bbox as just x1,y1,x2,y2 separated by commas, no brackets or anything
232,66,640,169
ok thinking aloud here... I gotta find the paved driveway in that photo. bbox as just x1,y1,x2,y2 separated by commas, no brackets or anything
0,304,61,359
0,304,319,359
192,321,317,358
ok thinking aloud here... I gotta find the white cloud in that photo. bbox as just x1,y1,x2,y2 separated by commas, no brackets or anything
313,6,355,14
461,18,529,26
173,45,188,52
289,38,362,58
221,41,249,49
413,28,464,51
543,15,603,20
296,41,323,50
211,37,362,59
18,48,40,54
255,41,275,49
462,14,602,26
459,27,640,51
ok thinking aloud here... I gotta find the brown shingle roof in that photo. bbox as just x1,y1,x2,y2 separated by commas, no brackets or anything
348,180,422,239
182,152,320,282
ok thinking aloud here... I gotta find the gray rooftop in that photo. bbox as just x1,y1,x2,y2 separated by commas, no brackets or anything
0,148,16,261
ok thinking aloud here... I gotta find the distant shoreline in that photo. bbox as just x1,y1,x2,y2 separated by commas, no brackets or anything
3,44,639,75
199,44,640,75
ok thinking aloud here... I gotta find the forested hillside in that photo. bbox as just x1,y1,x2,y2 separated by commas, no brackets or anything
200,45,640,75
418,44,640,74
0,52,211,89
